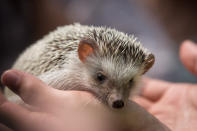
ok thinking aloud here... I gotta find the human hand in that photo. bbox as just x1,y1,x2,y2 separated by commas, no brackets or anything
0,69,170,131
133,40,197,131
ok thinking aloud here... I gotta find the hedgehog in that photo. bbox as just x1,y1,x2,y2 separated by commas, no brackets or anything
5,23,155,109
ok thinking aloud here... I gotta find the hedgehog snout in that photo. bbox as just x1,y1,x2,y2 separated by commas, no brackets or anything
108,92,125,109
112,99,124,108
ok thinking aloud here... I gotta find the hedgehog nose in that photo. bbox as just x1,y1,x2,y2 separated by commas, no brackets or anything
112,100,124,109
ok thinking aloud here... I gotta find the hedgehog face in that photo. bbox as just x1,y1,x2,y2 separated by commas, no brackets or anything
77,35,154,109
83,55,143,109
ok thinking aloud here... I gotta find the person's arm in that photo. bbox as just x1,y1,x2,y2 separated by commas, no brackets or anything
0,69,170,131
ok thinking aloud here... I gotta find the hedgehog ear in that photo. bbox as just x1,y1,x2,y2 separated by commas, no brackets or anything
78,40,96,63
143,54,155,74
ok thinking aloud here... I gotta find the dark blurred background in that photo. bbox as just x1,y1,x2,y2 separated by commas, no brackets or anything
0,0,197,85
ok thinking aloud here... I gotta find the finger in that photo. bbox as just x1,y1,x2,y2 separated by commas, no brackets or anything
180,40,197,75
1,69,52,105
0,90,32,130
141,77,172,102
132,96,153,110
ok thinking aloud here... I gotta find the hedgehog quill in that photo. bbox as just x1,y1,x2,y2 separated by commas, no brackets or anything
6,24,155,109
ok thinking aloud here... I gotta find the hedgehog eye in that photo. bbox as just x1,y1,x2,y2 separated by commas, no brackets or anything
96,72,106,83
129,78,134,84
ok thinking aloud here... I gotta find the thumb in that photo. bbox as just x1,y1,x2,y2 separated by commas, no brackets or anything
1,69,51,105
180,40,197,75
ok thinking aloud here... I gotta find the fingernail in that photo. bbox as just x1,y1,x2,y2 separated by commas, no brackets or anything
1,71,20,87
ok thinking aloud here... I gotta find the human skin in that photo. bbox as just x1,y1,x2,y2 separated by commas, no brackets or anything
133,40,197,131
0,74,169,130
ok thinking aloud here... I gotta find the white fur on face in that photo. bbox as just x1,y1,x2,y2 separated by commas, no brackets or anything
100,57,140,84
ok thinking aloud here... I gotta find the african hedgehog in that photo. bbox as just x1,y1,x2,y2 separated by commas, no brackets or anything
5,23,155,109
